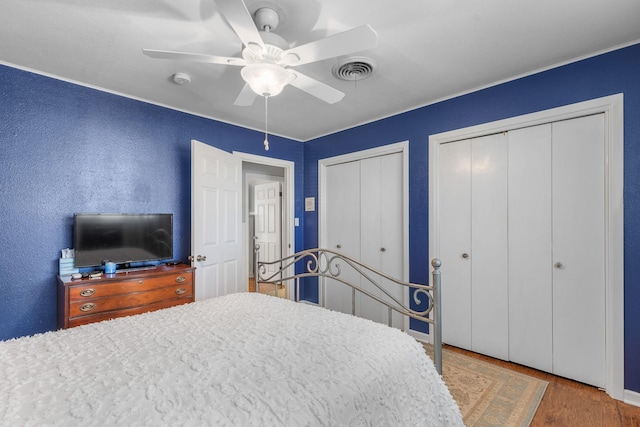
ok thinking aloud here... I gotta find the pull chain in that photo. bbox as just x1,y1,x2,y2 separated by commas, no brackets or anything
263,95,269,151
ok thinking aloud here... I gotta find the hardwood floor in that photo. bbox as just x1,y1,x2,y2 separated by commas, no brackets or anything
446,345,640,426
248,278,286,297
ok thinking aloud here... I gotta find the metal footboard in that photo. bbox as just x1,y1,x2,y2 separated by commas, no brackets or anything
254,246,443,375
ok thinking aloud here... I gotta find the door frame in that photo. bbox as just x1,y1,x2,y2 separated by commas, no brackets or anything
428,94,624,401
318,141,410,330
235,151,295,300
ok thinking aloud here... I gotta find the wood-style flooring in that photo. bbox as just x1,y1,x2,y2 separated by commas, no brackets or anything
248,278,285,296
446,345,640,426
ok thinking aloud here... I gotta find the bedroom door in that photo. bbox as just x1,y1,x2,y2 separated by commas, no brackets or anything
191,140,244,300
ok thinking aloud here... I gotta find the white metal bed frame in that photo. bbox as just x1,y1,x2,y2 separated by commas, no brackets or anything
254,246,443,374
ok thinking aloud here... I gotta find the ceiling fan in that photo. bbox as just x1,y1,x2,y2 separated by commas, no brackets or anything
142,0,378,107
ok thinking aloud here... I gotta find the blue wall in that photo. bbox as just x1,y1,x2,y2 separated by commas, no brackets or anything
0,65,304,341
2,41,639,393
302,43,640,393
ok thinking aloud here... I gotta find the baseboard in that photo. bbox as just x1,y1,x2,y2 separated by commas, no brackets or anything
624,389,640,407
407,329,432,345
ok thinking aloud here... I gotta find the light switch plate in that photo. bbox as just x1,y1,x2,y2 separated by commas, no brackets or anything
305,197,315,212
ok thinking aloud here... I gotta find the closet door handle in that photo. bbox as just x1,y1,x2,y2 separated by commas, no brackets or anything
336,244,342,249
462,253,470,259
555,262,564,269
380,247,386,252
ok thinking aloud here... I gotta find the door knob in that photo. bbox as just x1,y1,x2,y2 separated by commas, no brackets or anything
555,262,564,269
380,247,386,252
187,255,193,261
336,244,342,249
196,255,207,262
462,253,470,259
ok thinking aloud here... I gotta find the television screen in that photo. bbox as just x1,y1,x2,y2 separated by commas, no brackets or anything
74,213,173,268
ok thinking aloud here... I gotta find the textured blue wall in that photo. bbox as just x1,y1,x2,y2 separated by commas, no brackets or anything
303,43,640,393
2,42,640,393
0,65,304,340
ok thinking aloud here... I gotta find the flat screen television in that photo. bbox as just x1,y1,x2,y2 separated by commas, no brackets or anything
73,213,173,268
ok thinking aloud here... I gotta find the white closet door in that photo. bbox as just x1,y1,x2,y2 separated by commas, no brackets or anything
360,153,404,327
508,124,553,372
470,133,509,360
324,161,361,315
552,114,606,387
439,140,472,349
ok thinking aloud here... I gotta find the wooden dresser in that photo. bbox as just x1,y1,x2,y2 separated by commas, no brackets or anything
57,264,195,329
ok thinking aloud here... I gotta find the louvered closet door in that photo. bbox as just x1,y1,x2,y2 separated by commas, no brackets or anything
324,160,361,315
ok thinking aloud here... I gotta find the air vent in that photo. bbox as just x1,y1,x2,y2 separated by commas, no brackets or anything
332,57,377,81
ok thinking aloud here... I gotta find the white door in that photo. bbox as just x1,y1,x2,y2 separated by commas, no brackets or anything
430,95,623,399
438,140,472,350
324,152,405,327
359,153,404,328
191,140,244,300
439,116,606,385
254,181,281,276
324,160,361,314
552,114,606,387
470,133,509,360
439,134,509,359
508,124,554,373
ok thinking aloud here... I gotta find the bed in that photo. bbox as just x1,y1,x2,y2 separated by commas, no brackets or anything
0,248,462,426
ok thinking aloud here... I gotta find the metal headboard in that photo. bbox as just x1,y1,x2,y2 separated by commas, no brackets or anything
254,246,443,375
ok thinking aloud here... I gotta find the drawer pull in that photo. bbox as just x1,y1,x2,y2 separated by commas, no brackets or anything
175,276,186,283
79,289,95,297
79,303,96,312
175,287,187,295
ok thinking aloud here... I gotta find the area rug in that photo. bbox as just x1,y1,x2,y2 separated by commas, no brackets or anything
423,344,548,427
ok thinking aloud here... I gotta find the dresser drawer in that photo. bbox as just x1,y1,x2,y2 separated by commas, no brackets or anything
66,298,193,328
69,283,193,318
69,271,193,301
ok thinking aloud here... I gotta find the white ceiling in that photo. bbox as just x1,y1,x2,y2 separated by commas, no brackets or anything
2,0,639,141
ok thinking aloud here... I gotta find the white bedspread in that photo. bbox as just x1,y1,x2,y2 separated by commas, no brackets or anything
0,293,462,426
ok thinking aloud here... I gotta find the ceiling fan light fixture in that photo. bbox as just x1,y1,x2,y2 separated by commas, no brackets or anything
241,63,294,97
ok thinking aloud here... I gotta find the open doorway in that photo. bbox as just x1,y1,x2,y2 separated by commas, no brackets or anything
191,142,295,301
239,155,294,299
244,164,285,297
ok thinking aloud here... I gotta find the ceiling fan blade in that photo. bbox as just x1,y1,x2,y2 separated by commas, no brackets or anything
142,49,246,66
234,83,258,106
282,25,378,66
289,71,345,104
215,0,264,49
